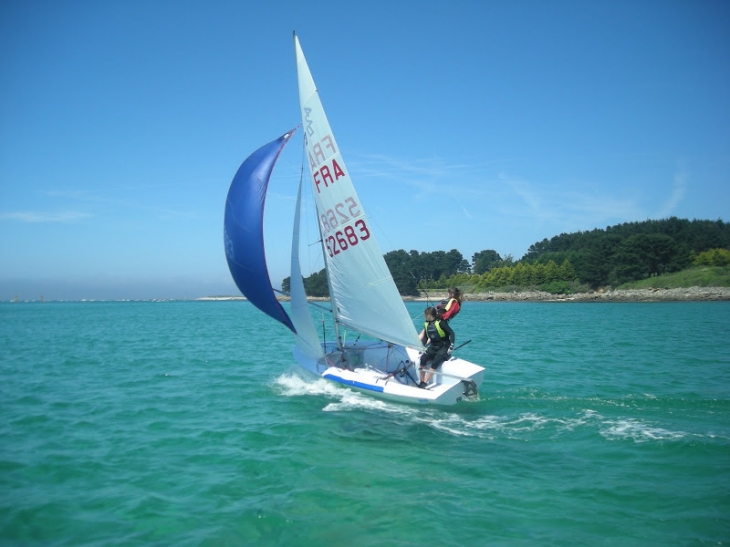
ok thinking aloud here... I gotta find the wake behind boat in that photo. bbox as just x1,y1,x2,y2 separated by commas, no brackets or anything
223,34,484,405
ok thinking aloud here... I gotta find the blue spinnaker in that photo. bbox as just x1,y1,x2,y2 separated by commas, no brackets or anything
224,129,297,333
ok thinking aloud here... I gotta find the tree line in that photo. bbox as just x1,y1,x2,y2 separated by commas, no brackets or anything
521,217,729,287
283,217,730,296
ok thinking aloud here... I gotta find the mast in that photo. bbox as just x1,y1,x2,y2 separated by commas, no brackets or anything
314,178,345,357
294,32,345,357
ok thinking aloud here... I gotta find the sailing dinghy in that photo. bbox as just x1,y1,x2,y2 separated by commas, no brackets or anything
223,34,484,405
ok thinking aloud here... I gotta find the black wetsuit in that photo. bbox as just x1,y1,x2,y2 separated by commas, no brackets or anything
420,319,455,370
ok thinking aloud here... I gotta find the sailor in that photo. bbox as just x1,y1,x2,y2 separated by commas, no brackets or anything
436,287,462,322
418,306,455,388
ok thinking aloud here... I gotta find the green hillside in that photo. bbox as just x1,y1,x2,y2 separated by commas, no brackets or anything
285,217,730,296
618,266,730,290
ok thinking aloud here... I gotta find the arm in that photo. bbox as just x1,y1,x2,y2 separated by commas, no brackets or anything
442,321,455,346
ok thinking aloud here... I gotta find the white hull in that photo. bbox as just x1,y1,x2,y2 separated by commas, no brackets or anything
294,341,484,406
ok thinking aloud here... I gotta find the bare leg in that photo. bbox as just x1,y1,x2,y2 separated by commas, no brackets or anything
423,368,434,384
419,355,430,386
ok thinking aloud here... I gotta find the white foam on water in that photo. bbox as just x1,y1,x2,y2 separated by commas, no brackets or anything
423,411,564,439
421,408,696,442
600,417,687,443
272,371,345,399
426,413,504,437
272,375,512,438
508,412,550,431
579,409,687,443
274,372,592,439
322,390,398,413
272,374,695,443
272,371,425,417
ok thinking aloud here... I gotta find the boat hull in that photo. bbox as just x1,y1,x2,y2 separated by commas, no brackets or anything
293,341,484,406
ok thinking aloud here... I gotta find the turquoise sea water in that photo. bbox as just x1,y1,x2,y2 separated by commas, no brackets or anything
1,300,729,546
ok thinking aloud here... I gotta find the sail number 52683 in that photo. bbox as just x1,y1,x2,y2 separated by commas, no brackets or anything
320,197,360,234
325,220,370,257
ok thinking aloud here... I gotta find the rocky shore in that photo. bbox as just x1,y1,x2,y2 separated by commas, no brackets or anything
203,287,730,303
410,287,730,302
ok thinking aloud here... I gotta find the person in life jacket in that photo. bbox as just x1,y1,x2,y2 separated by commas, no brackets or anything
417,306,455,388
436,287,462,321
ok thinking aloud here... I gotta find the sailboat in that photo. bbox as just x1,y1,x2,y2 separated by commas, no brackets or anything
223,34,485,405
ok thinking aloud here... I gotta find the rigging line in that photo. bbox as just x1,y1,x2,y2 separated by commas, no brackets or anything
401,360,420,386
299,141,314,277
275,286,331,313
288,152,334,346
298,131,326,284
298,130,339,355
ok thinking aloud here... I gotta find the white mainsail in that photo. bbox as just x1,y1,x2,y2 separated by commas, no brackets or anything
294,35,422,350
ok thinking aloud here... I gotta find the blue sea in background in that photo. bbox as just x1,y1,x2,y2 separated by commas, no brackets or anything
1,300,729,546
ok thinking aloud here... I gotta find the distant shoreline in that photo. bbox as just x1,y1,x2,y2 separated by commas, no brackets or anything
451,287,730,302
199,287,730,303
10,287,727,304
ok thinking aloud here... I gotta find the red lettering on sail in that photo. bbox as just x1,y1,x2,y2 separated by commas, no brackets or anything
332,159,345,180
320,165,333,186
313,158,348,193
324,218,371,258
313,169,323,193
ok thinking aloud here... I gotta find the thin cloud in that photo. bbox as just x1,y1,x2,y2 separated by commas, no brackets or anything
499,172,644,226
350,152,491,204
501,174,545,217
452,196,474,220
655,167,687,218
0,211,92,223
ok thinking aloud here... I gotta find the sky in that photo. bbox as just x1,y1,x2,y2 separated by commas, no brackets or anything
1,0,728,301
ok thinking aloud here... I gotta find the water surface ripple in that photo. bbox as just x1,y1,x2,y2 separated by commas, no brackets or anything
1,301,728,545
